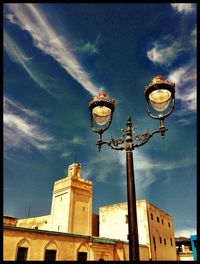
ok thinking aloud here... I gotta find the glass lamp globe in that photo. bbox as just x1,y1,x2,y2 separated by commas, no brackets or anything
89,91,115,126
92,105,112,125
149,89,171,112
144,75,175,113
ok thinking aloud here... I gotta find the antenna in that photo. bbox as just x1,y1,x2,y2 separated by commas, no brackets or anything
74,154,77,164
28,205,31,218
64,167,68,175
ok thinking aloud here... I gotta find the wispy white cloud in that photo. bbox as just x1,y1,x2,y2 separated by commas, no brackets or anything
75,33,101,55
146,24,196,66
82,146,195,193
71,136,87,145
171,3,196,14
4,113,53,151
5,3,100,95
147,37,188,66
4,97,53,152
190,25,197,48
175,227,196,238
168,66,196,112
76,42,98,55
147,42,178,65
60,151,72,158
3,97,86,158
4,31,59,98
4,97,39,118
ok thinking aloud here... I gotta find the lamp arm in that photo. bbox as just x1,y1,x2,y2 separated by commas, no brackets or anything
133,127,167,149
96,135,125,151
107,135,125,150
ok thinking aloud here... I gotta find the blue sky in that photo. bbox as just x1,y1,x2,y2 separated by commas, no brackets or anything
3,3,196,238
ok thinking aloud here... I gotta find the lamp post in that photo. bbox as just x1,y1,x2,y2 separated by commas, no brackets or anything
88,76,175,261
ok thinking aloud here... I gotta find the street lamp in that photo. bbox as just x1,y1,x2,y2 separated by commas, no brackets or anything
88,76,175,261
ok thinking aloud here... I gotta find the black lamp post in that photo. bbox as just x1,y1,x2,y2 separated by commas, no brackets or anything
88,76,175,261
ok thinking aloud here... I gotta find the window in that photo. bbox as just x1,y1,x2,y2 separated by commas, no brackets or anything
151,213,153,220
153,237,156,251
16,247,28,261
45,250,57,261
125,214,128,224
161,219,164,225
168,222,171,228
164,238,166,245
78,252,87,261
160,237,162,244
157,216,160,223
170,238,173,246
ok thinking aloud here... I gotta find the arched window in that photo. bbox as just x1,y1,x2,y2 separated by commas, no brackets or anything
44,240,58,261
16,238,30,261
77,242,89,261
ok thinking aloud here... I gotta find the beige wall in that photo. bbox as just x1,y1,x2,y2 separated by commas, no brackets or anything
100,203,128,241
51,163,93,236
17,215,51,230
69,182,92,235
3,226,129,261
50,179,71,232
3,226,150,261
99,200,177,261
147,201,177,260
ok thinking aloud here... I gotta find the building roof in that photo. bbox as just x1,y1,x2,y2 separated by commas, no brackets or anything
3,225,128,245
175,237,191,242
3,215,18,220
99,200,172,217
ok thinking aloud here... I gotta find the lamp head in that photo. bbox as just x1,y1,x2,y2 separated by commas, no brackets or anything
144,75,175,113
89,91,115,126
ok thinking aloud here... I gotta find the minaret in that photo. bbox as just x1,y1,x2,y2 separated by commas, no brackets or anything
50,162,92,236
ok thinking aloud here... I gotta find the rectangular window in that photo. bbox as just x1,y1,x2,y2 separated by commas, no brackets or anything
151,213,153,220
16,247,28,261
45,250,57,261
168,222,171,227
78,252,87,261
161,219,164,225
157,216,160,223
170,238,173,246
125,214,128,224
153,237,156,251
164,238,166,245
160,237,162,244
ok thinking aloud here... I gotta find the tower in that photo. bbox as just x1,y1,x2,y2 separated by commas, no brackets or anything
50,163,92,235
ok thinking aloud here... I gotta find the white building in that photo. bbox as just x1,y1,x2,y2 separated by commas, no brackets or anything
99,201,176,260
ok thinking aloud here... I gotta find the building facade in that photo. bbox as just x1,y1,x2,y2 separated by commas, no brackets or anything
99,200,177,260
3,225,150,261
